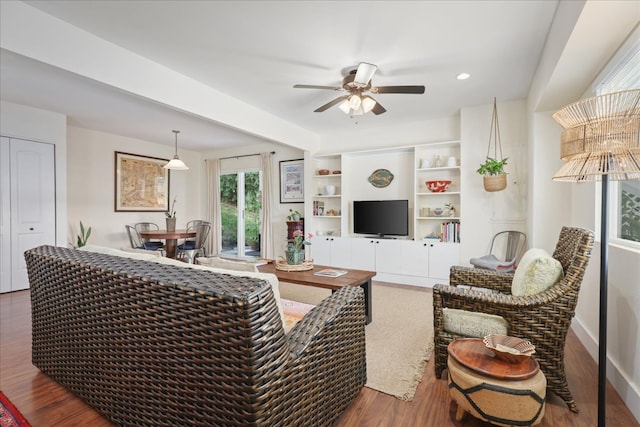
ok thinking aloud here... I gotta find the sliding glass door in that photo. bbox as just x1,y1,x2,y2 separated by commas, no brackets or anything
220,170,261,257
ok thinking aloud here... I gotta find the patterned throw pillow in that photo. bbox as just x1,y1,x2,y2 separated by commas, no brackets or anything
511,248,564,296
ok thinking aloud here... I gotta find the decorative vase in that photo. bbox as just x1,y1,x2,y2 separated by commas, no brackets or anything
166,217,176,231
285,249,304,265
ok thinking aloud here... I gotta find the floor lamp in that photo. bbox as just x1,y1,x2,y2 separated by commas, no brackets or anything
552,89,640,427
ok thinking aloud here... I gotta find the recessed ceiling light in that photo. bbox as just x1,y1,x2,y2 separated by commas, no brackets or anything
457,73,471,80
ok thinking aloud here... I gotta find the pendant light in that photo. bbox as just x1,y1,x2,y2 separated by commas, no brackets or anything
164,130,189,170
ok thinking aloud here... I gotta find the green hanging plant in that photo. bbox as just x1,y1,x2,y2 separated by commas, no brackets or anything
476,157,509,176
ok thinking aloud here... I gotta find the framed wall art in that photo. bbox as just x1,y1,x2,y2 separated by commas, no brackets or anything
115,151,170,212
280,159,304,203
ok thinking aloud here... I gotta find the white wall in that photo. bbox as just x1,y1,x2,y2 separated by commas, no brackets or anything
0,100,67,247
67,126,203,249
459,99,528,264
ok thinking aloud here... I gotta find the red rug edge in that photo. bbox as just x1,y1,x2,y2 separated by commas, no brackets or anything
0,391,32,427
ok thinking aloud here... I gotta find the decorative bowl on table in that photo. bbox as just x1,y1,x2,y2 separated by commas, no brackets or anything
426,180,452,193
483,334,536,364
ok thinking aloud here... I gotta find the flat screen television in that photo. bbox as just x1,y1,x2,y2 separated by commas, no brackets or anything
353,199,409,238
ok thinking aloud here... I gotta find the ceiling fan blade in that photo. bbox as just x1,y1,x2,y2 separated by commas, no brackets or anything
371,102,387,115
354,62,378,85
294,84,343,91
372,85,425,94
314,95,349,112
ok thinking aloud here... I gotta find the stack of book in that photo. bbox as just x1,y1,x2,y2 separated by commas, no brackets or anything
440,221,461,243
312,200,325,216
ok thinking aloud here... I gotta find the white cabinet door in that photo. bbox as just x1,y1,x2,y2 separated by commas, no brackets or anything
350,238,376,271
329,236,352,268
0,138,10,293
9,139,56,292
311,236,352,268
374,239,403,274
401,241,430,277
429,242,460,280
311,236,332,265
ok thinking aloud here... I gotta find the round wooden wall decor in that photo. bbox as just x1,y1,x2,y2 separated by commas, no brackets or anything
368,169,394,188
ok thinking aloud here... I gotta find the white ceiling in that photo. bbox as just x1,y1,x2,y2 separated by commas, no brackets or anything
1,1,559,151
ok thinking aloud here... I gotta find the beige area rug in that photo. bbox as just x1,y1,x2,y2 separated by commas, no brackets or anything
278,281,434,401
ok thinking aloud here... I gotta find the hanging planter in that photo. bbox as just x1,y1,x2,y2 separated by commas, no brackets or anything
477,98,508,192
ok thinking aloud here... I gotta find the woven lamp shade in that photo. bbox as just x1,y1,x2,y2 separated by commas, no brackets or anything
552,89,640,182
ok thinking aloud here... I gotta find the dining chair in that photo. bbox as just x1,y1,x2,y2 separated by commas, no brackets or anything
125,225,146,250
178,223,211,263
134,222,165,251
469,230,527,272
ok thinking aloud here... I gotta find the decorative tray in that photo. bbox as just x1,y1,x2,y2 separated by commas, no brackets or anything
275,259,314,271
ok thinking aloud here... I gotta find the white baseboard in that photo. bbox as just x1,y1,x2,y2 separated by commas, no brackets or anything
571,317,640,423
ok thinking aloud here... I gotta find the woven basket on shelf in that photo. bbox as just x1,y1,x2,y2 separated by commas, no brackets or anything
483,174,507,192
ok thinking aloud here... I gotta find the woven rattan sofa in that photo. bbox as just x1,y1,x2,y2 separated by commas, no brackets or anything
433,226,594,413
24,245,366,427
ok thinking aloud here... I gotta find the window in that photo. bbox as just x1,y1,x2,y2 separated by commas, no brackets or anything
220,170,262,257
594,27,640,246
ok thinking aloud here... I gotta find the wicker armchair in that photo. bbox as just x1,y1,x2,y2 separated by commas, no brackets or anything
433,226,594,413
25,245,366,427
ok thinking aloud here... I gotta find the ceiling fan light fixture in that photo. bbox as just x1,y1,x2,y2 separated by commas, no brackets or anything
362,96,377,113
348,94,362,110
164,130,189,170
338,100,351,114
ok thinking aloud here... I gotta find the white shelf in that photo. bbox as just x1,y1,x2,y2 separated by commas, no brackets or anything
313,194,341,198
417,166,460,172
418,216,460,220
314,215,342,218
416,191,461,196
313,174,342,178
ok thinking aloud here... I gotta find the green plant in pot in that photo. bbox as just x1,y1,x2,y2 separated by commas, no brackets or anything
476,157,508,192
287,209,301,221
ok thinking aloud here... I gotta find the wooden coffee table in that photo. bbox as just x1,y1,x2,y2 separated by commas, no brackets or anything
258,263,375,324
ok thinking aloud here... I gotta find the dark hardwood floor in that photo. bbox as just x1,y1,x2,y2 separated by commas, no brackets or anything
1,289,638,426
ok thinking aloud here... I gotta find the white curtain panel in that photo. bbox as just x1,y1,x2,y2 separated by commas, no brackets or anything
260,152,275,259
205,158,222,256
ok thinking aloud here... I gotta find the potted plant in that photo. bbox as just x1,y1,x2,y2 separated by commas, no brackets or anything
75,221,92,248
287,209,301,221
476,157,508,192
165,197,177,230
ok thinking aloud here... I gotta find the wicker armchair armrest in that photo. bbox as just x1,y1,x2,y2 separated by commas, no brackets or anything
433,282,565,313
279,286,366,426
449,265,514,293
286,285,365,356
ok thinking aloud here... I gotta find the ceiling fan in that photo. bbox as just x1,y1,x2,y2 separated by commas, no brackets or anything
293,62,425,116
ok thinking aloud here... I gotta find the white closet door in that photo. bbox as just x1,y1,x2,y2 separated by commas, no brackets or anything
0,137,10,292
9,139,56,291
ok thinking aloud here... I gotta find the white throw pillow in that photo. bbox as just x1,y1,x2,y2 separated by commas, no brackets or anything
511,248,564,296
196,257,260,273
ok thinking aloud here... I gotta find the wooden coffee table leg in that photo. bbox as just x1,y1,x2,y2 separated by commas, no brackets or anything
360,279,372,325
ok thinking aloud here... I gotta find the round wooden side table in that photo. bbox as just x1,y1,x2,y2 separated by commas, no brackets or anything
447,338,547,426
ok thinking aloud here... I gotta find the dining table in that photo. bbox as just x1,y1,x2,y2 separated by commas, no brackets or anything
138,229,196,259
